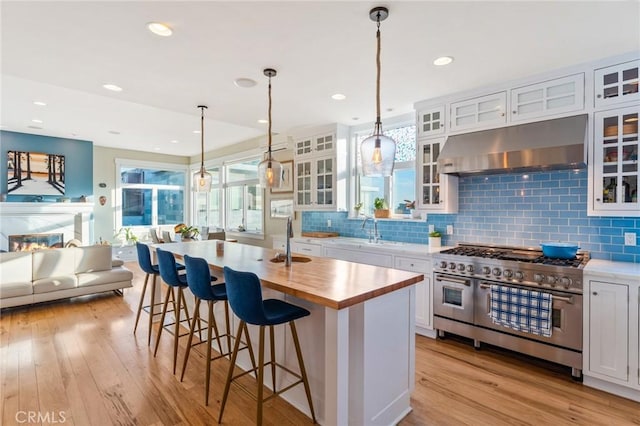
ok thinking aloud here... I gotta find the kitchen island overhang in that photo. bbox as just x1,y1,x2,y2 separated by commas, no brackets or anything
154,240,423,426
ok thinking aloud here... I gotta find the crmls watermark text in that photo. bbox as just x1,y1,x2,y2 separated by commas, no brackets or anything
15,411,67,424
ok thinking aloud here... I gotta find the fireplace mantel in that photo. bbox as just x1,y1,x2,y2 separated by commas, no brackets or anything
0,202,94,251
0,202,94,215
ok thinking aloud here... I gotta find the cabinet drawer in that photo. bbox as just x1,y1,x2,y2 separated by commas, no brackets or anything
394,256,430,273
291,242,323,256
323,247,393,268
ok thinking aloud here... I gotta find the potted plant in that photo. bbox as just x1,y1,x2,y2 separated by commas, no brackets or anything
429,230,442,248
373,197,390,218
353,202,363,216
174,224,200,241
115,227,138,246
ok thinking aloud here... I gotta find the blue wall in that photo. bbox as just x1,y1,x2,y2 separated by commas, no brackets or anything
302,169,640,263
1,131,93,201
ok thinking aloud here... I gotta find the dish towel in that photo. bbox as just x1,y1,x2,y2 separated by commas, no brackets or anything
489,285,552,337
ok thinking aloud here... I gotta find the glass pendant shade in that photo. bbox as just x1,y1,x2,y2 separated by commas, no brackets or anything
192,168,212,192
360,132,396,177
258,157,283,188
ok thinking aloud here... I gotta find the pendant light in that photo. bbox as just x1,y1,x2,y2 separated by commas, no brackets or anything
258,68,283,188
192,105,212,192
360,6,396,177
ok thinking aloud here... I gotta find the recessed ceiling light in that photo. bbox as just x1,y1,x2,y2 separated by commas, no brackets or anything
154,146,161,151
170,140,179,144
33,101,47,106
234,78,257,88
331,93,346,101
32,119,43,123
108,130,121,135
147,22,173,37
433,56,454,66
193,130,201,134
103,83,123,92
257,119,268,124
28,125,43,130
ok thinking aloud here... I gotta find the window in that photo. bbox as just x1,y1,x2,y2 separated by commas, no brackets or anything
225,158,263,234
355,124,416,216
116,162,187,228
193,167,222,229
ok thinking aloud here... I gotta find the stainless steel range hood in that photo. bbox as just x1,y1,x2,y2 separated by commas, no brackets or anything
438,114,588,175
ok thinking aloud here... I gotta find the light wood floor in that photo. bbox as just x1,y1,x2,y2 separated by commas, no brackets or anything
1,262,639,426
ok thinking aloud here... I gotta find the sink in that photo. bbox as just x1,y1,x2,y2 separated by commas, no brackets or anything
270,255,312,263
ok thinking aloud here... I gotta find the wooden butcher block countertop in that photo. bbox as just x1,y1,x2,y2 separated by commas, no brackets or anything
300,231,339,238
155,240,423,310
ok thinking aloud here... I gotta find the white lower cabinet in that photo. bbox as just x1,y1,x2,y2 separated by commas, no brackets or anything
395,256,432,335
323,246,393,268
290,241,323,257
583,264,640,402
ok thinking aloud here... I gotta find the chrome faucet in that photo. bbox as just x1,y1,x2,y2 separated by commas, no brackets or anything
361,216,381,243
285,216,293,266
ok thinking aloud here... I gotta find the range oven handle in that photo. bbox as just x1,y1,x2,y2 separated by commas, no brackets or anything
435,275,471,286
478,282,574,304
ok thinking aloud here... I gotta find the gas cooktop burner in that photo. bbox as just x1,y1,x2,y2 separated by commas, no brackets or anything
439,245,587,268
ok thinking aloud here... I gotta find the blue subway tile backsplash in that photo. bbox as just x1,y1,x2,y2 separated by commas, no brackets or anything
302,169,640,263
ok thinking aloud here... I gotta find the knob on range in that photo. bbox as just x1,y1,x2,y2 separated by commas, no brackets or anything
546,275,557,285
533,273,544,283
559,277,572,288
482,266,491,275
458,263,466,271
449,262,456,270
440,261,448,269
503,269,513,278
514,271,524,280
492,267,501,277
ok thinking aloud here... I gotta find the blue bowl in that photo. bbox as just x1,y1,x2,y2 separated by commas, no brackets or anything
540,242,579,259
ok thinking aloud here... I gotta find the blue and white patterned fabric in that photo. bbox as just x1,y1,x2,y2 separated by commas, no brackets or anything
489,285,552,337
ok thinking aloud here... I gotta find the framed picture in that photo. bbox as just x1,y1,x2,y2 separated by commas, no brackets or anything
270,199,294,219
270,160,293,193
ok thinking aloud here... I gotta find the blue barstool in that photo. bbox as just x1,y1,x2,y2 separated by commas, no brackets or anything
153,248,195,374
182,255,256,405
134,242,183,346
219,266,316,425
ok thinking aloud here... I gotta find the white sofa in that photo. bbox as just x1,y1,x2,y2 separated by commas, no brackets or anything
0,245,133,309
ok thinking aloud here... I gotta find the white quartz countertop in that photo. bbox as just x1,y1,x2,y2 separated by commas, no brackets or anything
279,235,453,256
584,259,640,282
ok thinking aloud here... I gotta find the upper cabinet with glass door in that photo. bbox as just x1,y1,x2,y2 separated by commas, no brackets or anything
591,105,639,215
417,106,445,138
510,73,584,122
449,92,507,133
417,137,458,213
594,60,639,108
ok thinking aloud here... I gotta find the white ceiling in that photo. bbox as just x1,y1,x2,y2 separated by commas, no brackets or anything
2,1,639,157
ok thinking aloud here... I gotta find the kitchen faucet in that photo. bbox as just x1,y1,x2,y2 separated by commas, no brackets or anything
361,216,381,243
285,216,293,266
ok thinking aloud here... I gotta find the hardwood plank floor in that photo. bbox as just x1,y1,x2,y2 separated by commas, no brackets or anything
1,262,638,425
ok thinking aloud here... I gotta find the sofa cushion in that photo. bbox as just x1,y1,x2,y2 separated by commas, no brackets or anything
1,281,33,298
0,251,33,285
75,245,112,273
77,267,133,287
33,248,76,280
33,275,77,294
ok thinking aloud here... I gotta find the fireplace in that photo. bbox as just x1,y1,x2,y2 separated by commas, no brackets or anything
9,233,64,252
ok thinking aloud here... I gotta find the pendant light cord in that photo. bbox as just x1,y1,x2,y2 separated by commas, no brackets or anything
267,75,273,160
200,106,205,176
375,14,382,134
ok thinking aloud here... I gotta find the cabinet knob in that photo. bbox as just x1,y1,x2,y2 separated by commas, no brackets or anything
512,111,517,114
500,112,505,117
596,198,601,202
592,291,598,296
597,94,602,98
410,263,415,267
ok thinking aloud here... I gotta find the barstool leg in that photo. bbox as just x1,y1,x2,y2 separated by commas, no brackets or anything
180,297,201,382
147,274,158,346
172,288,183,374
205,300,214,405
243,322,257,371
133,273,150,334
153,286,173,357
209,302,225,355
218,321,246,424
256,325,265,426
290,321,316,423
269,325,276,393
224,301,232,356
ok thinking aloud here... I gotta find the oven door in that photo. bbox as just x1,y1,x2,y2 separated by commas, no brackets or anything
433,273,475,324
474,280,582,351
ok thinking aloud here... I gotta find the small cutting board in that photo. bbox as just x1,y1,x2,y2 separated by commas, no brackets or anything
301,231,339,238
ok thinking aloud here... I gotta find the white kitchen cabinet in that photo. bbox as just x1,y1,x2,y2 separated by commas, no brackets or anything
395,256,432,334
293,124,348,211
417,106,445,138
594,59,640,109
323,246,393,268
449,91,507,132
416,137,458,212
510,73,584,122
590,105,639,216
290,240,323,257
583,262,640,402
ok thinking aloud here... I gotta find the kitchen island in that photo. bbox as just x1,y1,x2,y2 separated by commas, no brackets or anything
156,240,423,426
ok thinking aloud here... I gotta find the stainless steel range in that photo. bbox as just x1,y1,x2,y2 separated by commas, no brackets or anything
432,243,590,379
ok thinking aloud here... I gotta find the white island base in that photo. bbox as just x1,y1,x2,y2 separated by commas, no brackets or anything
229,285,416,426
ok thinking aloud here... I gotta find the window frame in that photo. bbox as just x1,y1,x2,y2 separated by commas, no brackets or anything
115,159,188,231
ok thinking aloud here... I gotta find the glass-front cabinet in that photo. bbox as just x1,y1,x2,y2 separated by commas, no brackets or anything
449,92,507,133
593,106,639,214
594,60,639,109
416,137,458,212
294,156,335,210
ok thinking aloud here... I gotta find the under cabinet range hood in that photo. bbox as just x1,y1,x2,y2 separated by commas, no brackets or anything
438,114,588,175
